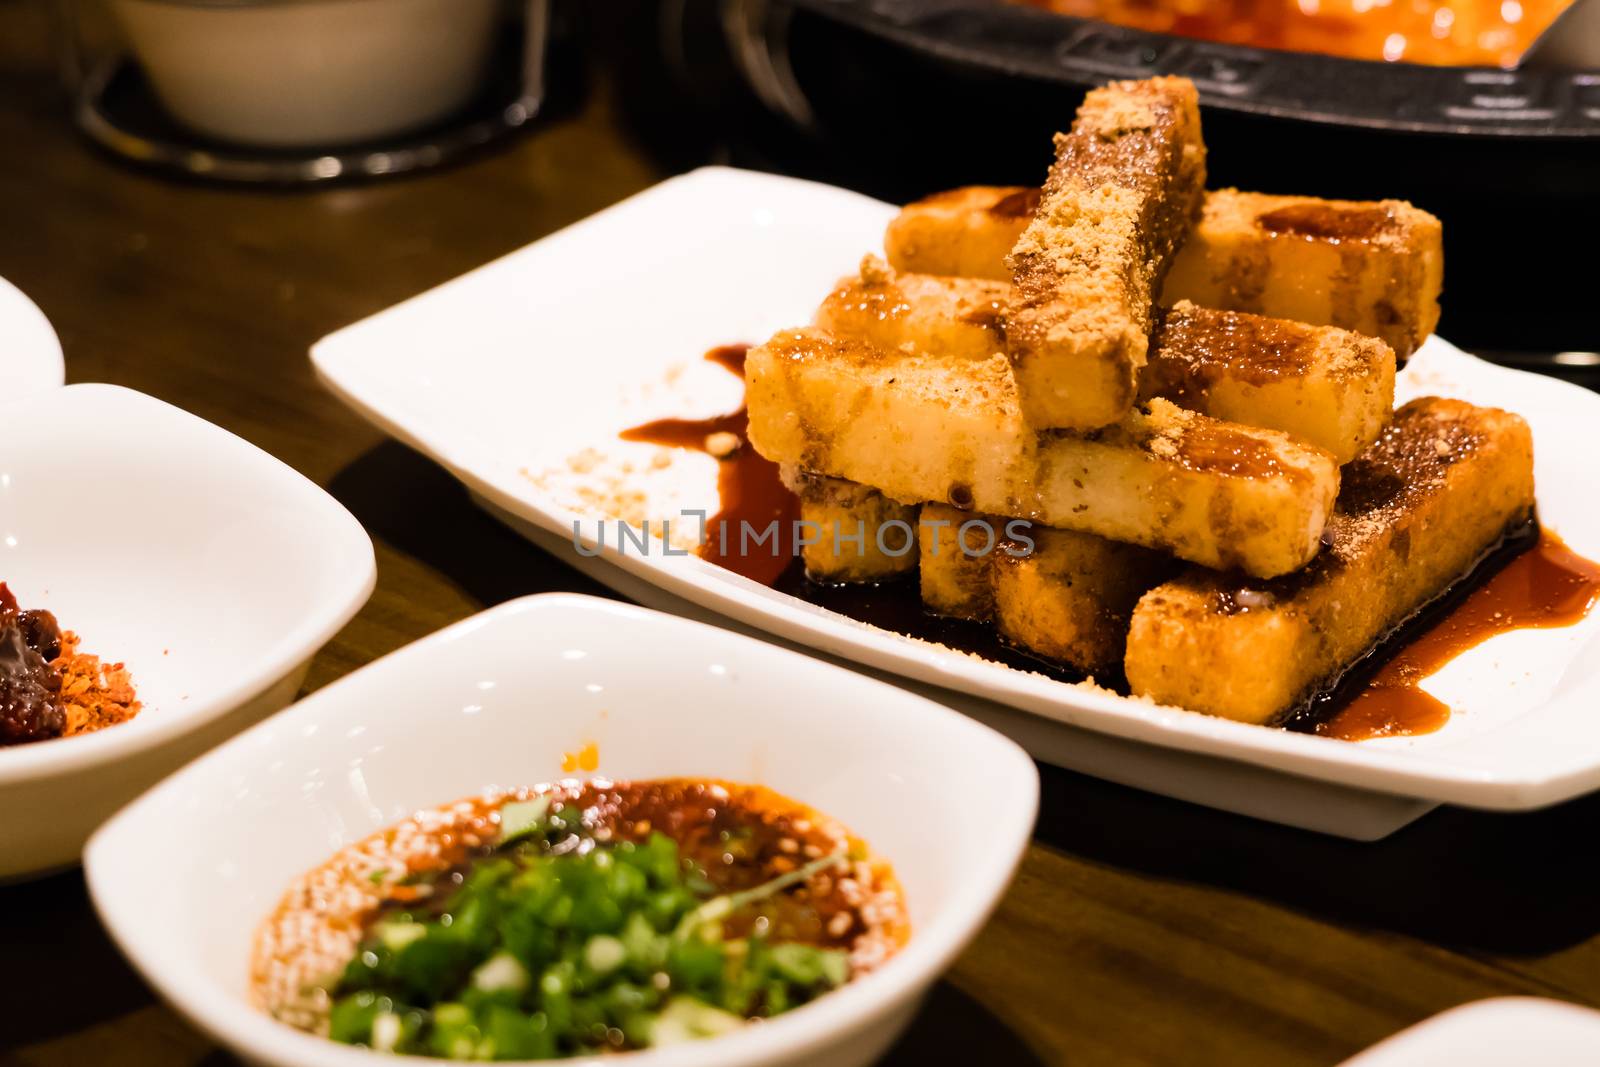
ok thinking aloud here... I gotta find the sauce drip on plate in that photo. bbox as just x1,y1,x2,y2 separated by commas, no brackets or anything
621,345,800,585
772,563,1096,685
1317,530,1600,741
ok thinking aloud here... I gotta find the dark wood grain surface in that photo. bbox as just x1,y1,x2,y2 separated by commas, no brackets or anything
3,3,1599,1065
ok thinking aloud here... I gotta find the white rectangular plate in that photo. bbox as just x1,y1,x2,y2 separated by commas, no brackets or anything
313,166,1600,815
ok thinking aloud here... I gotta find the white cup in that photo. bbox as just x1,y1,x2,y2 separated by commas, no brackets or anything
109,0,502,148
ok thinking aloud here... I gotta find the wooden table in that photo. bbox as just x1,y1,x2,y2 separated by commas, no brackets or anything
4,4,1598,1064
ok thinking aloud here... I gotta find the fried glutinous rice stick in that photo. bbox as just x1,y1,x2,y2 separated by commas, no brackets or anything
915,503,1172,674
1124,397,1535,724
745,328,1339,579
820,259,1394,464
1006,76,1206,431
818,256,1008,365
885,185,1442,361
991,524,1173,675
918,502,1002,619
885,186,1036,283
797,485,1171,673
784,468,918,584
1141,301,1393,466
1162,189,1444,362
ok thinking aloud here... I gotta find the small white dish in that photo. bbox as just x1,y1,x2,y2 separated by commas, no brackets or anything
0,384,374,878
0,274,65,401
1341,998,1600,1066
311,165,1600,831
86,593,1039,1067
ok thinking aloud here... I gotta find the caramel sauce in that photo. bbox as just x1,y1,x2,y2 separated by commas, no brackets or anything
957,300,1008,337
620,345,800,585
989,187,1043,219
1013,0,1568,68
1173,422,1293,480
1256,203,1398,243
1156,306,1316,387
835,280,913,323
701,344,748,377
1315,530,1600,741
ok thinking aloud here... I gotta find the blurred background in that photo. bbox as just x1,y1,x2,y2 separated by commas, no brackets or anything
7,0,1599,365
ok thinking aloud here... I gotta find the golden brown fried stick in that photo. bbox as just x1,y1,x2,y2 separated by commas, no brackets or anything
1124,397,1535,724
917,505,1171,673
918,503,1008,620
745,328,1339,579
884,186,1036,282
1006,76,1206,430
792,477,1164,671
1162,189,1443,361
991,526,1173,674
820,260,1394,464
785,468,918,584
817,256,1008,363
1142,301,1394,465
885,185,1442,360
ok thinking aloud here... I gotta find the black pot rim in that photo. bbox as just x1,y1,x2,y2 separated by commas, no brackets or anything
785,0,1600,139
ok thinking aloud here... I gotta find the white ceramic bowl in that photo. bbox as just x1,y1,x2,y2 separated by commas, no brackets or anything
86,593,1039,1067
110,0,501,148
0,384,374,878
0,274,64,401
1340,998,1600,1066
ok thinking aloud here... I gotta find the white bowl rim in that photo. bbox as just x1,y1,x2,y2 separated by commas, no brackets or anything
0,273,65,404
0,382,376,784
85,592,1041,1067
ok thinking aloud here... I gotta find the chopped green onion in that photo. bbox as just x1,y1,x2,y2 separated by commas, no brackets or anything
376,921,426,953
470,952,530,995
650,997,745,1046
327,808,859,1060
371,1012,403,1053
497,797,552,845
583,935,626,975
674,851,845,939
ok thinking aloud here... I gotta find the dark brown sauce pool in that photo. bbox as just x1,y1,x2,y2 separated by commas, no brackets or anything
1294,526,1600,741
628,347,1600,741
620,345,799,585
771,564,1101,687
